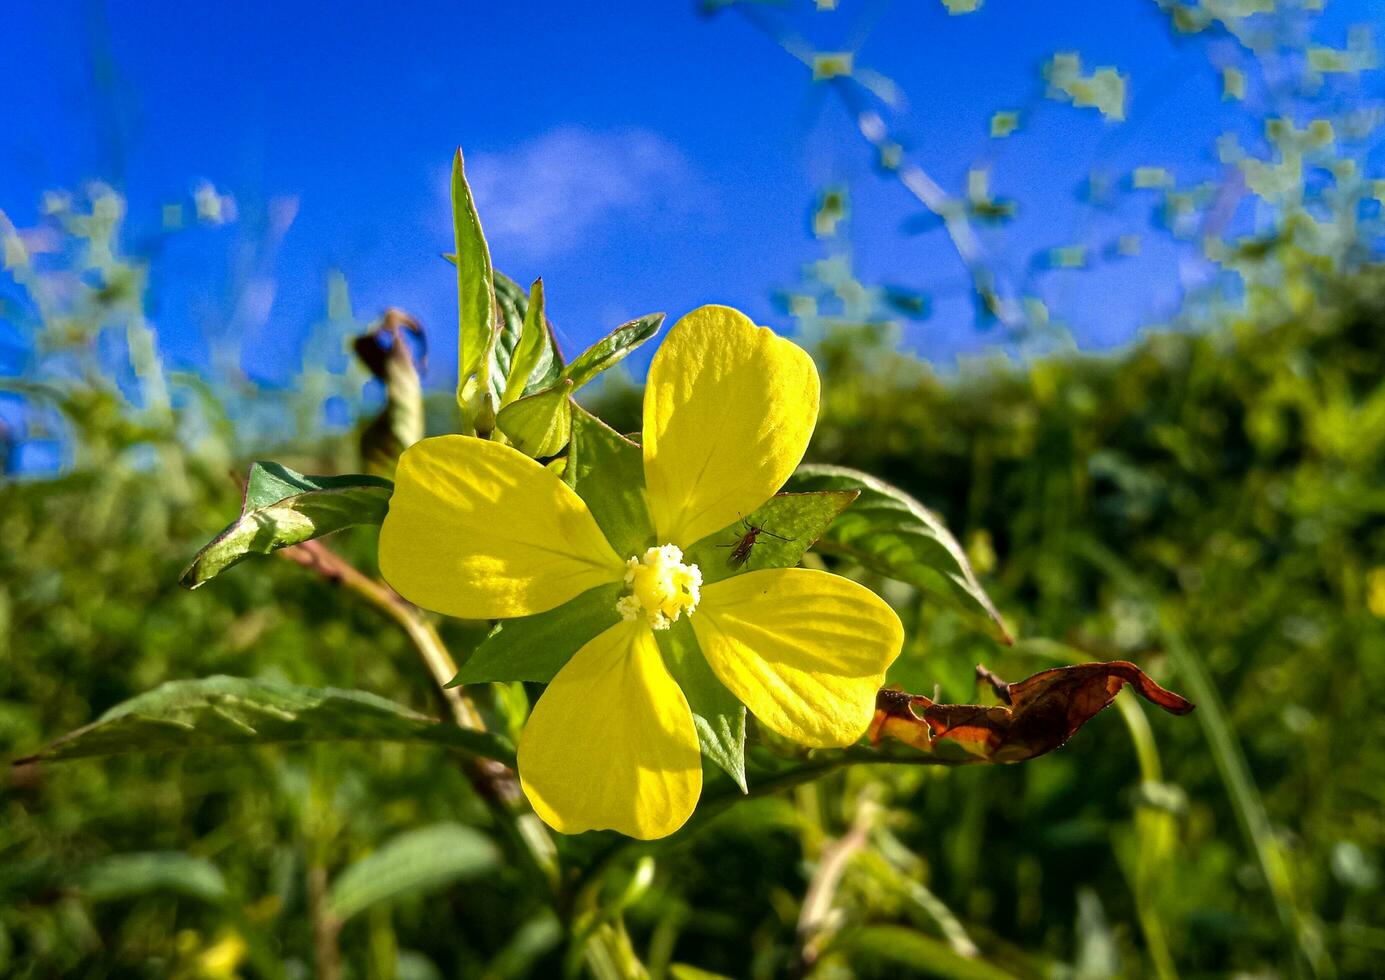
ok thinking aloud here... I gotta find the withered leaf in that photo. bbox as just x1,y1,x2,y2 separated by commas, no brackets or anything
355,308,426,477
869,661,1194,764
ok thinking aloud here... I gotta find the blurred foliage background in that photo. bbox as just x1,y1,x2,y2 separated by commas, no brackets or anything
4,1,1385,978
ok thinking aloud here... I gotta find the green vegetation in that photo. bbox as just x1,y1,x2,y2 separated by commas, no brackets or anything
2,181,1382,975
4,2,1384,975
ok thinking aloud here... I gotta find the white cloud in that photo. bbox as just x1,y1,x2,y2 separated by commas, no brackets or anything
459,127,704,260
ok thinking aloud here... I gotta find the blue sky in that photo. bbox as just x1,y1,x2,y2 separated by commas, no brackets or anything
3,0,1382,390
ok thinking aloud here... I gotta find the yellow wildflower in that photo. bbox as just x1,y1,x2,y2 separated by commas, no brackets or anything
379,305,903,839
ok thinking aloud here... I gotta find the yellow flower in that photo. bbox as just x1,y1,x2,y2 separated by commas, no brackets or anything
379,305,903,839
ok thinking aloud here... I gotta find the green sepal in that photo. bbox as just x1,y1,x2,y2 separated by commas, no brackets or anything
567,404,655,559
685,490,861,585
447,582,623,686
496,380,574,459
180,463,392,589
492,272,562,403
656,618,747,792
501,278,559,406
785,463,1012,643
560,312,664,390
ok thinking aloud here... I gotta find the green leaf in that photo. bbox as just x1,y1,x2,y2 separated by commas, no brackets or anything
443,266,564,406
484,914,564,979
656,619,746,791
560,313,664,391
75,852,229,905
567,403,654,559
180,462,393,589
452,148,498,429
14,676,515,766
501,278,559,407
785,464,1011,644
495,314,662,461
669,968,735,980
495,380,574,459
684,490,861,586
830,925,1016,980
449,583,623,686
354,309,425,477
327,823,499,923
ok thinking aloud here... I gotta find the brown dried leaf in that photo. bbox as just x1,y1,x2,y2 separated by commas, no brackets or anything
354,308,425,476
869,661,1194,764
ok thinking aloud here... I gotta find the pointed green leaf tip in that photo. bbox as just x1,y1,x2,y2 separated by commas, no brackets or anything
490,270,563,405
180,462,393,589
451,147,498,430
560,312,664,390
439,265,565,406
501,278,554,407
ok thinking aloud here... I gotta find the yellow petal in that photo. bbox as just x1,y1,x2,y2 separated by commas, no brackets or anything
518,620,702,839
643,305,820,548
379,435,624,619
692,568,903,748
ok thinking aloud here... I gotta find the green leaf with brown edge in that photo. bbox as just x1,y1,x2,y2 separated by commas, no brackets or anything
495,380,574,459
180,462,392,589
12,675,515,766
451,147,498,429
560,312,664,390
354,308,425,477
684,490,860,585
785,463,1012,644
655,618,747,791
869,661,1194,765
566,403,655,559
448,582,624,686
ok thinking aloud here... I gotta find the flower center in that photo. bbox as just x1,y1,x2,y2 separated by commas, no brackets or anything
616,544,702,631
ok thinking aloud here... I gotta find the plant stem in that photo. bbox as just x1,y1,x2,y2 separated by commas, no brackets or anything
796,800,874,974
306,862,342,980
